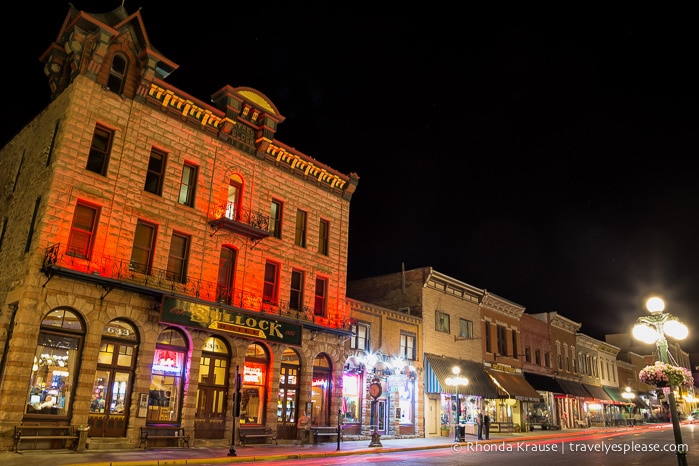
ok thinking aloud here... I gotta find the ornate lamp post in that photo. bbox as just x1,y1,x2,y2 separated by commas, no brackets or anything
621,387,635,425
445,366,468,442
632,296,688,466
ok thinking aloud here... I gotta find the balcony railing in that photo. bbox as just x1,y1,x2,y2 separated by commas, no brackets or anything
41,243,350,331
209,203,271,240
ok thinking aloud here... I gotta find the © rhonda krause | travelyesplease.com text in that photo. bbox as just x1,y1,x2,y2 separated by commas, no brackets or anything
451,441,689,455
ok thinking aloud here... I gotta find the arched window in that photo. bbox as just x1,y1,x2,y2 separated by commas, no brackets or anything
225,175,243,220
147,327,188,424
25,308,85,419
241,342,269,425
277,348,301,440
107,53,127,95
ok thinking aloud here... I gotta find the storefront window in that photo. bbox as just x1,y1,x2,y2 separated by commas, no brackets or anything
311,354,332,426
26,308,84,418
397,377,414,424
342,374,361,423
241,343,269,425
147,328,187,424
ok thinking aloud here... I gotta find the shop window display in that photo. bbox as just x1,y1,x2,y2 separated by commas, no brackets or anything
25,309,84,418
147,328,187,424
242,343,269,425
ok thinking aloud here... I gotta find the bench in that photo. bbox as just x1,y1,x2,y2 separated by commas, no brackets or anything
311,426,341,444
238,426,277,446
14,425,78,451
529,423,561,431
139,425,190,449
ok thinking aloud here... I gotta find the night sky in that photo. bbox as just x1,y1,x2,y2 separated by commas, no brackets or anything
3,3,699,355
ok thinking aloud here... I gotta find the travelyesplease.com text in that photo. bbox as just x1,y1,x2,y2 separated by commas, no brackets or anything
451,440,689,455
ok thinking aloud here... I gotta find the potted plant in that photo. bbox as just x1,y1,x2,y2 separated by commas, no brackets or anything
440,425,451,437
639,361,693,390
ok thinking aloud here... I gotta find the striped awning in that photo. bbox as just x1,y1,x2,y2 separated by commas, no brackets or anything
424,353,498,398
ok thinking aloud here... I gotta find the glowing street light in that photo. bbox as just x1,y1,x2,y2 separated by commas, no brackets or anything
445,366,468,442
632,296,688,466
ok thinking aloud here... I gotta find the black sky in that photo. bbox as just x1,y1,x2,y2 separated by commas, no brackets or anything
3,3,699,354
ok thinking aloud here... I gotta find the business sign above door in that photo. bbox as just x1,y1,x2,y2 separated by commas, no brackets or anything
161,297,302,345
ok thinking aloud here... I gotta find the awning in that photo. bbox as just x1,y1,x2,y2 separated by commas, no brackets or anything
523,372,565,394
424,353,499,398
603,386,635,404
486,369,541,401
583,383,613,401
554,378,590,398
633,397,649,409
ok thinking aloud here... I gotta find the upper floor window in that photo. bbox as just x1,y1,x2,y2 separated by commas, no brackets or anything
435,310,449,333
67,202,100,259
313,276,327,317
270,199,283,239
485,320,492,353
86,125,113,175
350,322,369,351
178,163,198,207
226,176,242,220
496,325,507,356
511,329,518,358
525,347,532,363
289,269,304,311
130,220,157,274
166,231,190,283
263,261,279,304
400,332,416,360
295,209,307,248
544,352,551,368
318,219,329,255
459,318,473,339
107,53,127,95
535,349,541,365
144,148,167,195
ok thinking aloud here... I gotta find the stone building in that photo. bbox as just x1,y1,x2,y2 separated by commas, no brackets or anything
0,5,358,451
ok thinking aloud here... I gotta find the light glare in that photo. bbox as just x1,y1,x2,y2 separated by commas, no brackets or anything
633,323,658,343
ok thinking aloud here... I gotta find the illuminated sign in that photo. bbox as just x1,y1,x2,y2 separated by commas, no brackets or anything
244,365,263,384
160,297,302,345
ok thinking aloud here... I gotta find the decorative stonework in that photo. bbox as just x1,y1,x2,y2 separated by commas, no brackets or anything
481,293,525,319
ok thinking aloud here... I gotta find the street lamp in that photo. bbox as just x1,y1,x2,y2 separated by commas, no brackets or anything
632,296,688,466
621,387,635,425
445,366,468,442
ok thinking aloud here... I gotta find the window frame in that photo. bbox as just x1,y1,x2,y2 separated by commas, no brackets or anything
144,147,167,195
67,201,100,259
130,220,157,274
270,199,283,239
294,209,307,248
178,162,198,207
350,322,370,351
86,125,113,176
166,231,190,284
289,269,304,311
399,332,416,360
318,218,329,255
458,318,473,339
263,261,280,304
106,53,127,95
435,310,450,333
313,276,327,317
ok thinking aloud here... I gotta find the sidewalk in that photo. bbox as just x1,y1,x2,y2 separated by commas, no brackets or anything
0,423,668,466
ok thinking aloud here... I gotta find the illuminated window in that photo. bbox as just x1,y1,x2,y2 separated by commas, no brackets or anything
270,199,283,239
106,53,127,95
294,209,307,248
263,261,279,304
350,322,369,351
289,269,304,311
130,220,157,274
86,125,113,175
178,163,198,207
147,328,188,425
313,276,327,317
166,232,190,283
400,332,416,360
226,176,242,220
196,336,229,437
435,310,449,333
144,148,167,195
26,308,84,419
67,202,99,259
242,343,269,425
318,219,329,255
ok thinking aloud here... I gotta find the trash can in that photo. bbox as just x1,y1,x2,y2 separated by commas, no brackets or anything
76,425,90,451
456,425,465,442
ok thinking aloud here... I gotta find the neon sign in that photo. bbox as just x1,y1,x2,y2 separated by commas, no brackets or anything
243,365,263,384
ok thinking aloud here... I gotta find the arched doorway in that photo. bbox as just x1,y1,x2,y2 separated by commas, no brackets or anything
241,342,269,425
277,348,301,440
195,336,230,438
311,354,332,426
88,319,139,437
147,327,188,424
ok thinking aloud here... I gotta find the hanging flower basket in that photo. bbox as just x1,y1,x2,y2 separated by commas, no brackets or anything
639,361,694,391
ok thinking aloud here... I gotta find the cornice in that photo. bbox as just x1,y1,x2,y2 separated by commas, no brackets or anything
549,312,582,334
481,292,525,319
